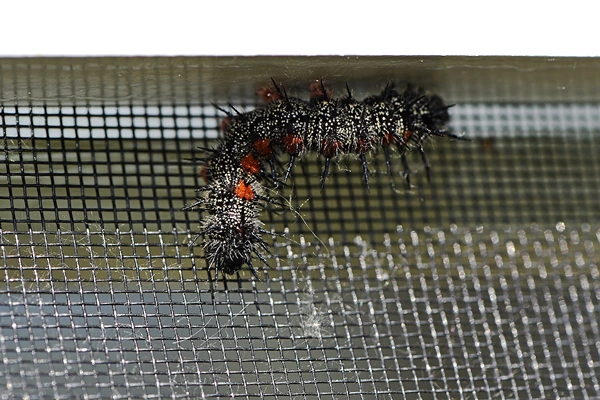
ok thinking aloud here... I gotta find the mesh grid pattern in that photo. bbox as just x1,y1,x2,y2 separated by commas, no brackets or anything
1,65,600,399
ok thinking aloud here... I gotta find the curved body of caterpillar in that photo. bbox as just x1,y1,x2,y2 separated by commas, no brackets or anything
186,80,465,278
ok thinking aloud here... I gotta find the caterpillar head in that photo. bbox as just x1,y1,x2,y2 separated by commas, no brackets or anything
205,239,252,276
201,196,265,278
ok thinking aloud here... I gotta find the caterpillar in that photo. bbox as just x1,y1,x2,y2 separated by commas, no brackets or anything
186,80,466,278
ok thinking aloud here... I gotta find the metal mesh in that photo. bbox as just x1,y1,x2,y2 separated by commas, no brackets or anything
1,58,599,399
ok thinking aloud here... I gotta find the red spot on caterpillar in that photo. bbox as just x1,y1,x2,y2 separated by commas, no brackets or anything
309,80,332,100
281,134,304,156
221,116,232,133
241,153,261,175
253,139,273,158
257,86,281,103
403,129,413,142
234,180,255,201
382,132,395,147
201,166,209,182
358,138,372,154
321,139,342,158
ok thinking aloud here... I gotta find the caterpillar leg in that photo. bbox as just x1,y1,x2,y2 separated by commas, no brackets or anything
359,153,370,191
419,145,432,183
401,153,411,189
321,157,331,191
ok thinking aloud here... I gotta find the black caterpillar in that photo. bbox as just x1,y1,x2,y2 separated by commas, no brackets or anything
186,80,466,278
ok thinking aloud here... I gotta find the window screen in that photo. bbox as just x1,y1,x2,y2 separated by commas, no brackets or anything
1,57,599,399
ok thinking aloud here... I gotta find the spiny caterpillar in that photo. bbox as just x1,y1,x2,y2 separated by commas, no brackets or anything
186,80,467,278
